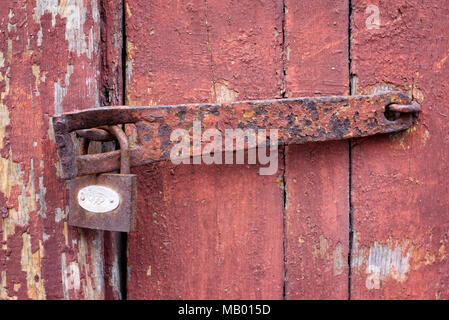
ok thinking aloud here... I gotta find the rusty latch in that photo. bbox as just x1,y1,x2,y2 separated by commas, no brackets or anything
53,91,420,180
52,91,420,232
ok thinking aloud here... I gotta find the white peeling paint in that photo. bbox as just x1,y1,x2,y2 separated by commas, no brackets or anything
126,58,133,88
0,52,4,68
42,233,50,242
34,0,93,57
54,81,65,115
54,64,74,114
61,253,69,300
87,27,94,59
333,243,344,276
38,176,46,218
110,257,121,299
37,29,43,46
84,74,100,107
91,0,99,23
61,253,81,299
92,231,105,297
365,241,410,290
67,262,81,291
15,158,35,226
33,0,59,26
60,0,88,56
352,233,411,290
55,207,66,223
214,82,239,103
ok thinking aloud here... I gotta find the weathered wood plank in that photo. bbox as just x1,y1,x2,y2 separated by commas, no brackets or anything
0,0,105,299
284,0,350,299
351,0,449,299
99,0,125,300
125,0,284,299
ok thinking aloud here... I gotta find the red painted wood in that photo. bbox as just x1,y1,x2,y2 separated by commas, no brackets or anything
284,0,350,299
350,0,449,299
0,0,106,299
125,0,285,299
100,0,125,300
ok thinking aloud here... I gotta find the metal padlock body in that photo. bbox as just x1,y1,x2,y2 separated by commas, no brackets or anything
69,173,137,232
68,125,137,232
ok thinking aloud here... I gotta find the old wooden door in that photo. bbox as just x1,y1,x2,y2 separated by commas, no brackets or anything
1,0,448,300
124,0,449,300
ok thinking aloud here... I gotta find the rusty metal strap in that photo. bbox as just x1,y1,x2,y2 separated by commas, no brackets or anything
52,91,420,180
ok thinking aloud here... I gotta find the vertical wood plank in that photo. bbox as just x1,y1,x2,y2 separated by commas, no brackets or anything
284,0,350,299
99,0,125,300
351,0,449,299
0,0,105,299
125,0,285,299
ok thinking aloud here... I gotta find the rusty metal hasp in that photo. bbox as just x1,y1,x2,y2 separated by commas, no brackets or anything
52,91,420,232
52,91,420,181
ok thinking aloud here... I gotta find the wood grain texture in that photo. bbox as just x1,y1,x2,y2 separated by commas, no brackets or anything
125,0,285,299
350,0,449,299
284,0,350,299
99,0,124,300
0,0,105,299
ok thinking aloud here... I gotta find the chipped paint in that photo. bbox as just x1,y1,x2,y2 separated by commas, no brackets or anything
333,243,344,276
55,207,66,223
37,176,46,218
61,253,81,299
34,0,88,56
352,234,411,290
421,129,430,145
54,64,74,114
312,235,330,260
0,156,36,239
21,234,46,299
32,64,41,95
351,1,449,299
0,0,106,299
214,82,239,103
0,270,17,300
365,242,410,289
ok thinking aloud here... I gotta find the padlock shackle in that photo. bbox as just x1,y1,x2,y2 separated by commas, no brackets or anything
77,125,130,175
108,125,130,174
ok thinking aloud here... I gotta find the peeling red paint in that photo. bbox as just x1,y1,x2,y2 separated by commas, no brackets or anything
0,0,105,300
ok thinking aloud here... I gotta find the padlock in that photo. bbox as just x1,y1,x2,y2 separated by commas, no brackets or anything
68,125,137,232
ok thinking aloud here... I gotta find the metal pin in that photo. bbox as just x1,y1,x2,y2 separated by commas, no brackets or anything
388,101,421,113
